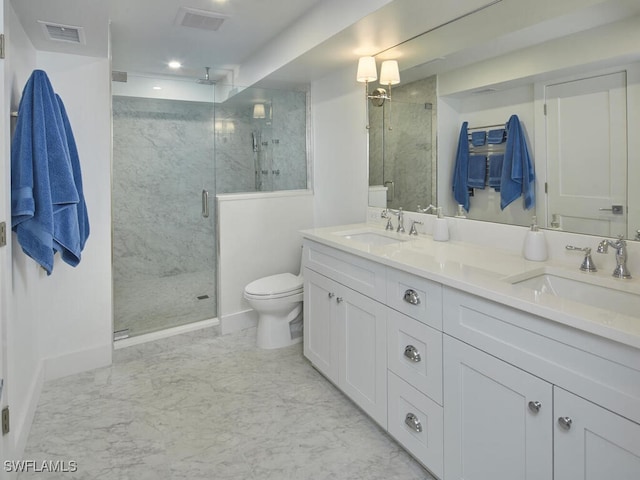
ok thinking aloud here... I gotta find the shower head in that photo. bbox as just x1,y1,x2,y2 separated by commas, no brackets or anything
196,67,216,85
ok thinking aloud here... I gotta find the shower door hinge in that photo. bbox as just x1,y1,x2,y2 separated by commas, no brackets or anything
0,222,7,247
0,34,5,59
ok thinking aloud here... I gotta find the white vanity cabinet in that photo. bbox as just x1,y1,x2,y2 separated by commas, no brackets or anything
303,242,388,427
443,287,640,480
443,335,553,480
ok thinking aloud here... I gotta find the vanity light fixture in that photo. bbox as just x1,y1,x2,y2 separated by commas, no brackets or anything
356,57,401,129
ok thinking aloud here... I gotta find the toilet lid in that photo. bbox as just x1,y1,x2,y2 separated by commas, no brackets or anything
245,273,303,296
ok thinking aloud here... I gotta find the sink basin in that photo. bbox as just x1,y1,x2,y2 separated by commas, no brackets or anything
336,230,409,247
508,269,640,318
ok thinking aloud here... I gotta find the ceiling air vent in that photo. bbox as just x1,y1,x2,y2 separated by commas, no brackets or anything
38,21,85,44
175,7,229,32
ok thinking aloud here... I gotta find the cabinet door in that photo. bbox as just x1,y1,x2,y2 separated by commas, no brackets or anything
303,269,339,382
444,335,553,480
554,387,640,480
338,287,388,428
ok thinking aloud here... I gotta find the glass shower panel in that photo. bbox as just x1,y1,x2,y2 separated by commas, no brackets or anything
369,100,434,211
112,80,216,338
214,85,307,194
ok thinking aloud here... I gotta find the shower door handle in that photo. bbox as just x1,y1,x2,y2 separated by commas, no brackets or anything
202,190,209,218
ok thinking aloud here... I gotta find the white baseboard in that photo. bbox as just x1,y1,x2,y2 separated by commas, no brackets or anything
44,343,113,382
221,309,257,335
114,317,219,350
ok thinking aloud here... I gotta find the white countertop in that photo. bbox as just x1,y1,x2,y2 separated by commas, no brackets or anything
301,223,640,350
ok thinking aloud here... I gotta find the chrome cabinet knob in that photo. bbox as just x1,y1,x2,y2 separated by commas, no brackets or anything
528,401,542,413
403,289,421,305
404,412,423,433
403,345,422,363
328,292,335,299
558,416,573,430
336,297,343,303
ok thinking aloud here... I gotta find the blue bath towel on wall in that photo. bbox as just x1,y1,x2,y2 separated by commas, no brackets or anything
471,131,486,146
54,95,90,266
452,122,470,211
500,115,535,210
488,154,504,190
467,155,486,189
11,70,89,274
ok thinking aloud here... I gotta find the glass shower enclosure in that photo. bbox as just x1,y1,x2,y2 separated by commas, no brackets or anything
111,76,308,339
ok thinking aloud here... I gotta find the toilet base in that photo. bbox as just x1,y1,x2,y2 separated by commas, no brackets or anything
256,304,303,349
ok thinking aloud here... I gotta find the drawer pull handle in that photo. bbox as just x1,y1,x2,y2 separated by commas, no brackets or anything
558,416,572,430
528,401,542,413
404,345,421,363
403,289,421,305
404,412,423,433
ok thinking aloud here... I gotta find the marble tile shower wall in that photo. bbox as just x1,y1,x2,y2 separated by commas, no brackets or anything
369,76,437,211
112,97,216,283
215,89,307,194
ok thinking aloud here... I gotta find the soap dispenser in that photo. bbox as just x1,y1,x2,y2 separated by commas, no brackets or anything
433,207,449,242
523,216,548,261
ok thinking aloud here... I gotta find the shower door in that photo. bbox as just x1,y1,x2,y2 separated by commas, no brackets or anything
112,84,217,338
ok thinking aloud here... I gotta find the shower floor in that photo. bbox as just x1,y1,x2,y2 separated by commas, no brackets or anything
114,270,216,338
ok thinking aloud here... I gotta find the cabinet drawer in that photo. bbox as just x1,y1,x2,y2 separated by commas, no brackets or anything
387,268,442,329
388,372,443,479
443,287,640,425
387,309,442,404
303,240,386,301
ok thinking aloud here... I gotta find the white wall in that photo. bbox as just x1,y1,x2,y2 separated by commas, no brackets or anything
217,191,314,334
1,3,112,465
310,65,369,227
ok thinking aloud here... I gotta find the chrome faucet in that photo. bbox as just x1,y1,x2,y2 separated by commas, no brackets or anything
395,208,405,233
597,235,632,279
381,209,393,230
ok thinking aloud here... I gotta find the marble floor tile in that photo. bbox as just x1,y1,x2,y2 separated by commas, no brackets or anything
19,327,435,480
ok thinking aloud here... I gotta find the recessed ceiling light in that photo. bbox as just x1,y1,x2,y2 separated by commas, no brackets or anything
153,86,162,90
168,61,181,69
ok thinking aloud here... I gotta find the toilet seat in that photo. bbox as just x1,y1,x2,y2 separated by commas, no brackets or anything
244,273,303,299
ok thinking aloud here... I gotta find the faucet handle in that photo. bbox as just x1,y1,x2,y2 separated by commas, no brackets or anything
409,220,423,236
417,204,436,214
565,245,597,272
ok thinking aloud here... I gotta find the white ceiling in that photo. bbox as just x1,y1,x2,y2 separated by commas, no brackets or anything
9,0,640,89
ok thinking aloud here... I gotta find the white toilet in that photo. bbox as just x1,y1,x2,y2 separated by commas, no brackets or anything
244,271,304,349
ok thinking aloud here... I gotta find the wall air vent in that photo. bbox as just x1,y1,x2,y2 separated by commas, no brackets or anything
38,21,86,44
175,6,229,32
112,71,128,83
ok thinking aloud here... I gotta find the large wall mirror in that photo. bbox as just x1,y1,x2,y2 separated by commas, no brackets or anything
366,0,640,241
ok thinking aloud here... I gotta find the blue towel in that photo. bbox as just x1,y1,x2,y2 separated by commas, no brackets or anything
500,115,535,210
53,95,90,266
11,70,85,274
487,128,505,144
452,122,470,212
471,131,486,146
467,155,486,189
488,154,504,189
